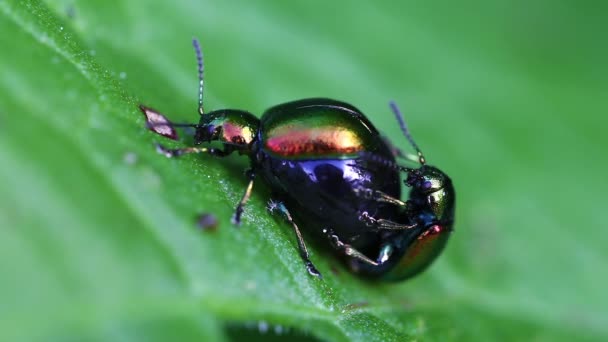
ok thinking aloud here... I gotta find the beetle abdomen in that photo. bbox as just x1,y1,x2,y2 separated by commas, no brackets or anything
258,155,401,246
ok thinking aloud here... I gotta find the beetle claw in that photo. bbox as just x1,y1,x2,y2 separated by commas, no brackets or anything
230,211,242,226
306,261,322,278
266,199,280,213
155,143,174,158
323,228,344,249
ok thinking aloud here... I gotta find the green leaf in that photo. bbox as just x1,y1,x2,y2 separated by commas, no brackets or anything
1,0,606,341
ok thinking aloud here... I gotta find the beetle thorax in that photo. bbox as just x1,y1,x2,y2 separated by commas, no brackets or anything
409,166,455,226
195,109,260,146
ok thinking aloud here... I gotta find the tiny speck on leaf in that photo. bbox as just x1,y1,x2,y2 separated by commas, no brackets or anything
197,213,218,231
123,152,137,165
139,105,178,140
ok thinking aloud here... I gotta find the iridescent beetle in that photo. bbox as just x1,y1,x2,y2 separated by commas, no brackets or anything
140,39,455,280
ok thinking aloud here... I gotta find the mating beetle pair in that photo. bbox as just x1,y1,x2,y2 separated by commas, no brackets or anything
141,39,455,281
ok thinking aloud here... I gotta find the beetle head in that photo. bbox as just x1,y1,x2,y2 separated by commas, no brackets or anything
406,165,449,195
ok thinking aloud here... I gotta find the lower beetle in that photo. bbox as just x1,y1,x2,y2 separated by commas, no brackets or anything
140,39,455,281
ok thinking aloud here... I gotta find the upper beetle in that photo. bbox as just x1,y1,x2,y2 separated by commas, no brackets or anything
140,39,455,281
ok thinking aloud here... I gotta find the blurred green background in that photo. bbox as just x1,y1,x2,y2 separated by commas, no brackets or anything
1,0,607,341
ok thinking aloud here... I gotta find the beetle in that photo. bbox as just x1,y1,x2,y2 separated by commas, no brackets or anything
140,39,455,280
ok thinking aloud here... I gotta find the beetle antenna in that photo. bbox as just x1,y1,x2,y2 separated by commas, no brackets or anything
192,38,205,116
358,151,416,174
389,101,426,165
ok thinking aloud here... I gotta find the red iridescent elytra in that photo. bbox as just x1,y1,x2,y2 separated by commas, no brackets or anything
265,126,364,157
260,101,381,159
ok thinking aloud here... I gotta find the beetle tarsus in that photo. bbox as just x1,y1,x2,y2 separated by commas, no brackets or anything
323,228,379,267
353,187,408,207
266,199,280,213
270,200,322,278
358,211,416,231
306,261,322,278
230,211,242,226
155,143,232,158
155,143,182,157
232,171,255,225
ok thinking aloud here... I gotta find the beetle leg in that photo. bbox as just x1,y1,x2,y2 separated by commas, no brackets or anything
324,229,399,269
268,200,322,278
322,228,379,266
231,169,255,225
155,143,231,158
353,187,408,208
358,211,417,231
351,186,417,230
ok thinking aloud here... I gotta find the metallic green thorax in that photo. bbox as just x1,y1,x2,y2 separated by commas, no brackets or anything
414,166,455,224
259,98,383,160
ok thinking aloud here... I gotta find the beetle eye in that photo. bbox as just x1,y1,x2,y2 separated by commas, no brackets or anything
422,180,433,190
206,125,216,135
